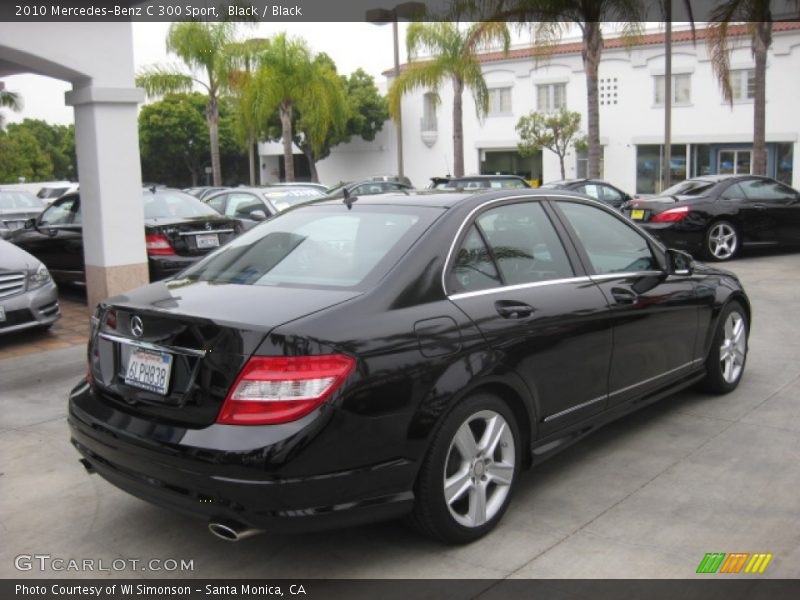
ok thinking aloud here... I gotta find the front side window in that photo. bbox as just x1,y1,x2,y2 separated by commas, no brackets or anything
488,87,512,115
558,201,659,274
738,179,797,201
654,73,691,105
537,83,566,112
39,196,78,226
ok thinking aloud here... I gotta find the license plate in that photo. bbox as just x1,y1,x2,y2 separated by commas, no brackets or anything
196,233,219,249
0,306,5,322
124,347,173,395
630,209,645,221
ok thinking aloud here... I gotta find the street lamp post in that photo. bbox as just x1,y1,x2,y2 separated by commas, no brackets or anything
366,2,425,179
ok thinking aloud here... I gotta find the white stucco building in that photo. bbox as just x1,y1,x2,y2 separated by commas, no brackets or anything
296,22,800,193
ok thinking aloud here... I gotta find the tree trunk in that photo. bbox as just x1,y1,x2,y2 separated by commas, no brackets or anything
559,155,566,180
206,95,222,186
582,22,603,179
302,145,319,183
247,130,256,186
280,100,295,182
452,77,465,178
752,21,771,176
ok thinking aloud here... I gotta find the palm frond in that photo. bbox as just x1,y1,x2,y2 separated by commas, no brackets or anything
136,67,196,98
387,62,445,120
0,87,22,112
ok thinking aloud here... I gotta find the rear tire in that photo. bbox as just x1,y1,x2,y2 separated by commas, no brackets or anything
409,393,521,544
704,220,739,261
700,301,748,394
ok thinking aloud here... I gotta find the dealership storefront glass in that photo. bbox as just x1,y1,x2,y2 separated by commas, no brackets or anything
480,149,543,186
635,143,794,193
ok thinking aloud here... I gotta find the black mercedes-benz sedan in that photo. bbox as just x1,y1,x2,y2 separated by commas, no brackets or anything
69,190,750,544
9,188,237,283
623,174,800,261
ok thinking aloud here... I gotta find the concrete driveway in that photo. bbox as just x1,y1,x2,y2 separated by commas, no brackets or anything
1,250,798,579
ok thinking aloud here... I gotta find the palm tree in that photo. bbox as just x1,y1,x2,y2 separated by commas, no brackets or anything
387,22,510,178
244,33,347,182
707,1,799,176
0,82,22,129
454,1,644,179
226,38,271,185
136,22,238,186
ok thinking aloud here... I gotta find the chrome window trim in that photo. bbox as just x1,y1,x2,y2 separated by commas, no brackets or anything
589,271,665,281
99,332,207,357
449,276,593,301
441,192,593,297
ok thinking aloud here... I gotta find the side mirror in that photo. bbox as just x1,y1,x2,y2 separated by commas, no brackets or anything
666,248,694,276
24,217,36,230
249,209,267,221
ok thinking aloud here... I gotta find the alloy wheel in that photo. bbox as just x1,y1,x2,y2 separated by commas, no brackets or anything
708,223,738,260
720,311,746,384
443,410,516,528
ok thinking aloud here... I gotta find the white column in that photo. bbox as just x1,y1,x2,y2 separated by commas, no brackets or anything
66,86,148,309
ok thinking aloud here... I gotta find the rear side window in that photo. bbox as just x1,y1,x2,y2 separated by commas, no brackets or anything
182,205,439,289
558,201,659,274
448,201,574,293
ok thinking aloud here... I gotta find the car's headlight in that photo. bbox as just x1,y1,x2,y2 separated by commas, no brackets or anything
28,263,52,290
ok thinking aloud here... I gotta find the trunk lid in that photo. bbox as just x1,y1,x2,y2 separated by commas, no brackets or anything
89,279,361,427
145,216,237,257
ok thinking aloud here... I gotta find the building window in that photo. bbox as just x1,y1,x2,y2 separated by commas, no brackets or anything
776,143,794,186
576,149,605,179
537,83,566,112
729,69,755,101
488,87,512,115
636,144,688,194
421,92,437,132
654,73,691,105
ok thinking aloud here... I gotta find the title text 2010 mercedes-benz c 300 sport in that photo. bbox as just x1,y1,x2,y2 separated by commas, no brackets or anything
69,190,750,544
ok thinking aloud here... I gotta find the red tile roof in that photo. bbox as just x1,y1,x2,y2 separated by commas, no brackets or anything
384,21,800,75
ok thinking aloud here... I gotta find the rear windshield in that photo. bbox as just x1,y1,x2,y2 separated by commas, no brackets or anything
441,178,527,190
181,204,441,289
262,188,325,210
0,191,43,209
660,180,715,196
143,190,220,219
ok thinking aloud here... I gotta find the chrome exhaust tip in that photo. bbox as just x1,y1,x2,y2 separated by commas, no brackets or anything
208,519,262,542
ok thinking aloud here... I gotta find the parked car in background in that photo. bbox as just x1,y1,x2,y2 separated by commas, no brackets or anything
203,186,326,230
184,186,228,201
323,179,413,199
539,178,632,209
70,189,749,544
9,188,237,283
37,183,78,202
0,190,46,239
429,175,531,190
268,181,329,193
0,239,59,334
622,174,800,261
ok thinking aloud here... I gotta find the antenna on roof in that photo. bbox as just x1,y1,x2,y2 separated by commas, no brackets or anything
343,187,357,210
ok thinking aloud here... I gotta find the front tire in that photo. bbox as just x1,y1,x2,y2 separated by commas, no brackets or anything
409,393,520,544
704,220,739,261
700,301,748,394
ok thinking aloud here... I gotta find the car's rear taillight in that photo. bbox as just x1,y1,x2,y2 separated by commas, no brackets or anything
145,233,176,256
217,355,356,425
651,206,690,223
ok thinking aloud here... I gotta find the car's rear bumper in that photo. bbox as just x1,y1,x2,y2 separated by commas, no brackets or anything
68,380,415,532
147,255,203,281
0,280,60,334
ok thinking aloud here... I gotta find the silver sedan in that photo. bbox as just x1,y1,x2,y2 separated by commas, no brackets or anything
0,239,60,334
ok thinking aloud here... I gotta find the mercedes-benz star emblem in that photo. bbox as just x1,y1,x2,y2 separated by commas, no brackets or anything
205,222,212,231
130,316,144,338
